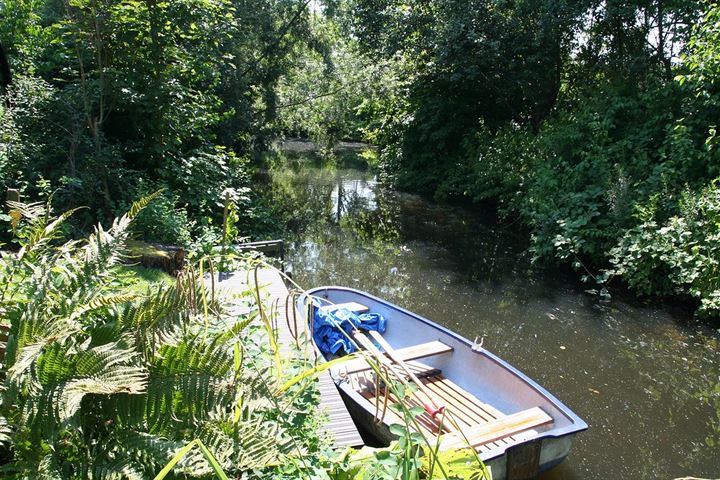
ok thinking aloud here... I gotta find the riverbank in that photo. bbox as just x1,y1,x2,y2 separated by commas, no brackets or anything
0,196,496,479
262,146,710,322
260,155,720,479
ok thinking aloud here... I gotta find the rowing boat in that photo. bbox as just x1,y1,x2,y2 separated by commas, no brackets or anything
297,286,587,480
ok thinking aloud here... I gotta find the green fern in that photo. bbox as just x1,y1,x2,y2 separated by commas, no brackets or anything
128,191,164,220
0,198,332,479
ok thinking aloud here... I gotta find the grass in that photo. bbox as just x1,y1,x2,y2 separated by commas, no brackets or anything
109,265,175,294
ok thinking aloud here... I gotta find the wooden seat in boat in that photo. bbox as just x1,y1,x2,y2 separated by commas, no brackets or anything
437,407,553,451
339,340,453,375
349,360,442,393
320,302,369,313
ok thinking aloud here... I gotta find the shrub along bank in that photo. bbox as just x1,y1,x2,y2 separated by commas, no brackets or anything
331,1,720,317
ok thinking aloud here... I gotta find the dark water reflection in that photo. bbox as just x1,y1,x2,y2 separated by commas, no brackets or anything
266,162,720,479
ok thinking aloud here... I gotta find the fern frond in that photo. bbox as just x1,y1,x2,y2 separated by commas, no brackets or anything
6,200,46,223
114,283,189,358
19,340,148,431
215,315,255,343
68,294,137,322
87,461,146,480
154,422,289,478
112,430,180,463
8,340,52,384
230,420,291,470
7,313,83,385
134,374,232,434
37,452,64,479
0,414,11,446
81,221,128,275
0,196,326,477
16,206,83,261
128,190,164,219
154,334,233,377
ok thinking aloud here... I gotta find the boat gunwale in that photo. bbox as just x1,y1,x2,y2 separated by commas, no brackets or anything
301,285,589,445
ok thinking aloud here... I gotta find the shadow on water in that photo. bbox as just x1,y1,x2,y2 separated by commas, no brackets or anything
262,157,720,479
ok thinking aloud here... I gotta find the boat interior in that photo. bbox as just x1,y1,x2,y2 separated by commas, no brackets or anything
323,301,555,453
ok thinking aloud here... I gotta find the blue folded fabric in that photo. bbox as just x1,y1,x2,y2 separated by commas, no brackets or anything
313,306,386,356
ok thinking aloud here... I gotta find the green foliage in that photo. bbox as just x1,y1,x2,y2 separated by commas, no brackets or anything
0,0,327,244
335,0,590,194
678,4,720,118
332,383,489,480
0,198,338,478
275,13,387,156
435,125,535,206
159,147,252,223
0,192,497,478
609,181,720,316
331,0,720,315
132,189,194,247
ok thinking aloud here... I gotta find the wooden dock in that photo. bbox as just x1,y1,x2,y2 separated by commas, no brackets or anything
215,268,364,448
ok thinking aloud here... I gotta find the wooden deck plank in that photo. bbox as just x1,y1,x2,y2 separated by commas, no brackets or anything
216,269,364,449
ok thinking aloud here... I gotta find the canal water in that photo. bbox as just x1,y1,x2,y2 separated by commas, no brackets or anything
265,160,720,479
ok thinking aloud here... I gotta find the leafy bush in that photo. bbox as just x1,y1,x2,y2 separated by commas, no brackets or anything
160,147,251,222
131,187,194,247
435,125,535,208
1,0,328,242
609,181,720,317
334,0,720,316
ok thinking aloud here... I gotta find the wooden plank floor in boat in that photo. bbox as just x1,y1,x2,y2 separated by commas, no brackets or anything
216,269,364,448
349,367,538,453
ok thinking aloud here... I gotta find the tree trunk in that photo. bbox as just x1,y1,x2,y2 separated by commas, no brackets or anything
531,35,563,133
656,0,672,80
0,41,12,93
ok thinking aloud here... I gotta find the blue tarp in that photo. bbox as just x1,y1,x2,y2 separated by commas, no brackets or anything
313,306,386,356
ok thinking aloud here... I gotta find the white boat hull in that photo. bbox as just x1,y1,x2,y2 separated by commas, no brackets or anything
299,286,587,479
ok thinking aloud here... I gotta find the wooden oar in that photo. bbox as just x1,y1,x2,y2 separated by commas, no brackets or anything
352,331,408,384
366,331,450,419
354,329,454,433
